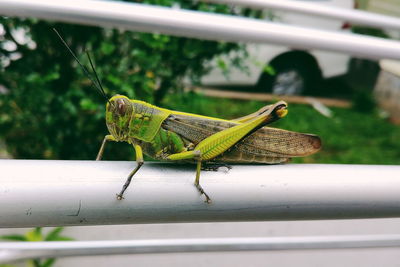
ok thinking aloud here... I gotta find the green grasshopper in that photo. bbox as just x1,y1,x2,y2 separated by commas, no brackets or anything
55,29,321,203
97,96,321,202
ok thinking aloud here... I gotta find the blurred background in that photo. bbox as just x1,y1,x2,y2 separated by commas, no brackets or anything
0,0,399,164
1,0,400,266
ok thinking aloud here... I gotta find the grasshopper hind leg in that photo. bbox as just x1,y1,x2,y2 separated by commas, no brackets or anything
195,158,212,204
167,150,212,203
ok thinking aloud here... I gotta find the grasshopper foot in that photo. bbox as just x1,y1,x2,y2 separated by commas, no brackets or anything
116,193,125,201
195,183,212,204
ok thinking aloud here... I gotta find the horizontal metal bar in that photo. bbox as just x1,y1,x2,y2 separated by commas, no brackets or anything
1,0,400,60
2,235,400,263
208,0,400,31
1,160,400,228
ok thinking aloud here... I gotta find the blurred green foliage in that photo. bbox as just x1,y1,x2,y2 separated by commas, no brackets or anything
1,1,398,164
351,25,390,39
1,227,72,267
0,1,250,160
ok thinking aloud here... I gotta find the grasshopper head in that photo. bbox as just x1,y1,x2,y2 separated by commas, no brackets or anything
105,95,133,141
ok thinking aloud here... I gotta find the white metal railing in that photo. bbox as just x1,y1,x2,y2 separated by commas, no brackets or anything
207,0,400,31
2,235,400,264
1,0,400,259
1,160,400,228
0,0,400,60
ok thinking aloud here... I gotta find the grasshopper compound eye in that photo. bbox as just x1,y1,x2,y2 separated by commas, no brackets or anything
116,98,127,116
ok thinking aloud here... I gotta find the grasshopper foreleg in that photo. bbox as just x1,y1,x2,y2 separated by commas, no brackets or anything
96,136,144,200
116,144,144,200
96,135,116,160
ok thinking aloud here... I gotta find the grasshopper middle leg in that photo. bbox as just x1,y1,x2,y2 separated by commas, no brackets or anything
96,135,116,160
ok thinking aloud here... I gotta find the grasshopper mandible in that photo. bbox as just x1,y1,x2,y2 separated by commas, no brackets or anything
54,29,321,203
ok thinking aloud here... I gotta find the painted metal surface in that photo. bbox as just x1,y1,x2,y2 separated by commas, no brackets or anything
2,235,400,263
209,0,400,30
1,160,400,227
0,0,400,60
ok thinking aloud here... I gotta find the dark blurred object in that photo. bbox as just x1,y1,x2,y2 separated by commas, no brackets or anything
346,26,389,92
352,90,376,113
352,25,390,39
348,25,395,118
256,50,322,96
347,58,380,92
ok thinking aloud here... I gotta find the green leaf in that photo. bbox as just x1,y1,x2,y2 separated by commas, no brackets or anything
44,227,64,241
101,42,115,55
216,58,227,71
107,74,122,86
80,98,97,111
263,64,276,76
41,258,56,267
0,234,27,241
25,228,43,242
53,236,74,241
43,71,60,82
31,259,41,267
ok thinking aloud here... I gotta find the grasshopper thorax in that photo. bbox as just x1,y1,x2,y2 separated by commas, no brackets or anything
106,95,133,141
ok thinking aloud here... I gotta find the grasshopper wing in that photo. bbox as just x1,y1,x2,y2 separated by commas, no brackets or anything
162,114,321,164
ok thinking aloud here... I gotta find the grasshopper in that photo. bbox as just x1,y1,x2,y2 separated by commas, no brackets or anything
97,96,321,202
54,29,321,203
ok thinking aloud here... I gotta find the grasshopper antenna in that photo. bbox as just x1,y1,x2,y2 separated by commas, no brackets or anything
86,51,114,107
52,28,112,105
85,50,108,101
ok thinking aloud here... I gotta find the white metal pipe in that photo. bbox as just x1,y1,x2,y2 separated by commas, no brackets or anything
2,235,400,263
208,0,400,31
1,0,400,60
1,160,400,228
